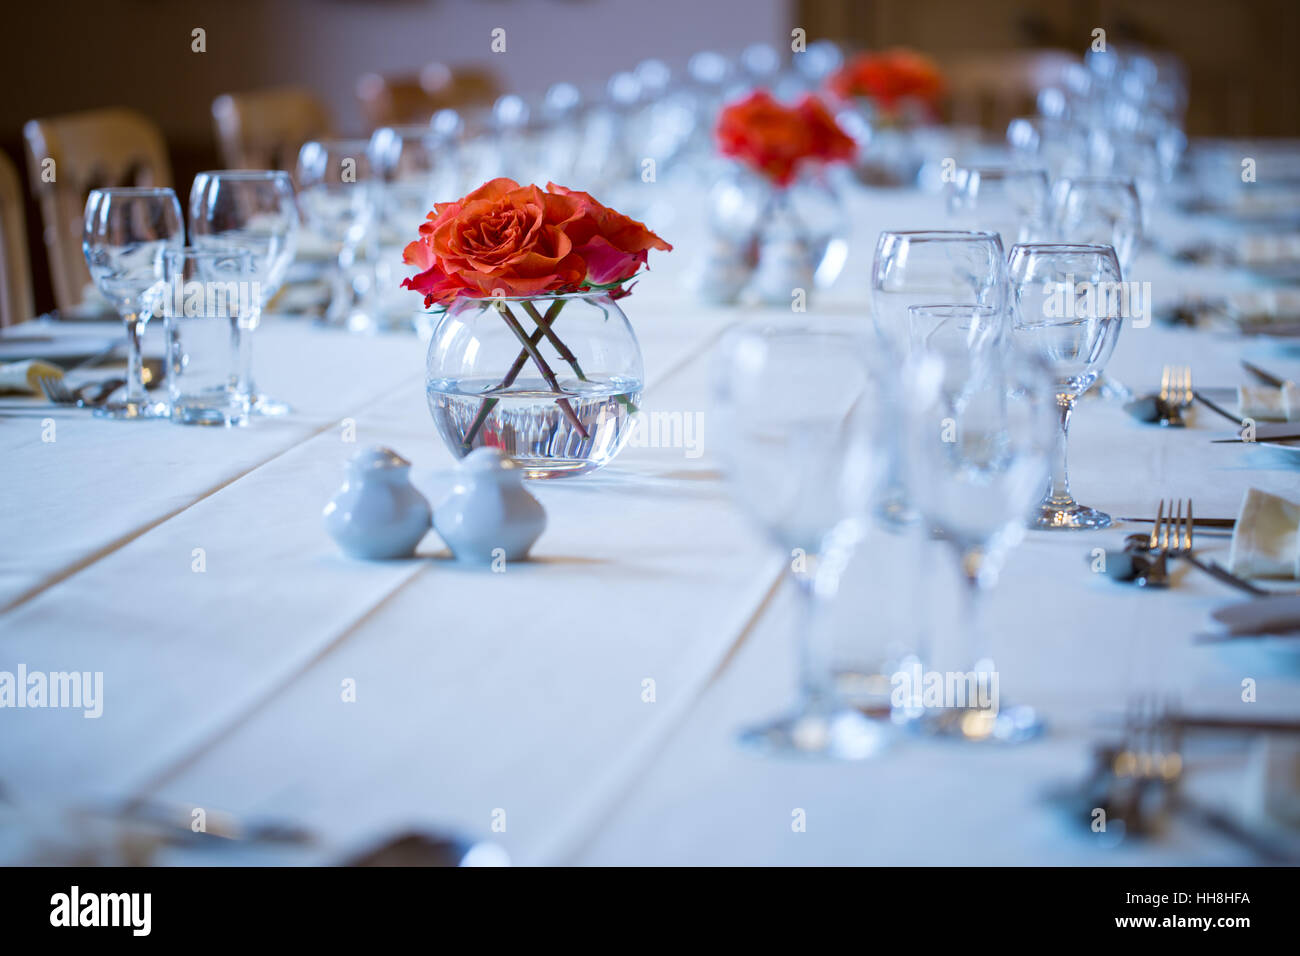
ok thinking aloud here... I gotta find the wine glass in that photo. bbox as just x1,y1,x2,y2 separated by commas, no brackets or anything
1006,117,1089,184
188,170,299,416
898,344,1057,742
871,231,1008,356
1008,243,1124,530
871,230,1008,523
947,167,1051,248
712,322,894,759
1053,176,1143,277
295,139,377,331
368,126,448,329
82,187,184,419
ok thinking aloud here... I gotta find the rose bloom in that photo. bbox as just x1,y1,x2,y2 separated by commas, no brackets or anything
403,179,670,306
828,49,946,117
715,90,856,187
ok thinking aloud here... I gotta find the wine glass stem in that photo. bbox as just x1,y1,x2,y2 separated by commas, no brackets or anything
238,304,260,397
794,567,831,713
1047,394,1076,507
123,311,147,405
959,558,992,669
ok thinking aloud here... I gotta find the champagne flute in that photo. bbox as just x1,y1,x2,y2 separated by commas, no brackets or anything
82,187,183,419
899,344,1056,741
1053,176,1143,277
712,321,894,759
1008,243,1124,530
188,170,299,416
295,139,377,332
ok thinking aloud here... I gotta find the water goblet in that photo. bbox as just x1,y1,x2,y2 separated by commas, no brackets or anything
947,167,1051,248
189,170,299,415
898,346,1057,741
1008,242,1124,530
871,230,1008,357
1053,176,1143,277
712,321,895,759
295,139,377,332
81,187,184,419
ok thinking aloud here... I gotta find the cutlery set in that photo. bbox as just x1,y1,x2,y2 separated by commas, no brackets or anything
1049,696,1300,862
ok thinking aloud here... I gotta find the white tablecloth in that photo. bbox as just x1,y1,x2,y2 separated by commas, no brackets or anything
2,177,1298,865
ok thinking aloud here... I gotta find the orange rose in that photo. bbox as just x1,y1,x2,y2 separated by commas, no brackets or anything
828,49,946,118
403,179,671,306
715,91,856,187
402,178,587,306
546,183,672,294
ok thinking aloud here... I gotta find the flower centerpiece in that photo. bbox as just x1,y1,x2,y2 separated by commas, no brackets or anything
403,178,671,478
828,48,946,186
707,90,856,304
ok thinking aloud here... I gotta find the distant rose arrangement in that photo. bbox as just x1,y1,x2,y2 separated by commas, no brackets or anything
402,178,671,306
828,48,946,122
714,90,856,187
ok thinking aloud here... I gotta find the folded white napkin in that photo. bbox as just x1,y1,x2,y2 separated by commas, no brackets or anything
0,359,63,395
1223,289,1300,326
1229,488,1300,580
1238,382,1300,421
1236,233,1300,267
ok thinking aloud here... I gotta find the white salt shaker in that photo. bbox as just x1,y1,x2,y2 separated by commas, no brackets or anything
323,446,432,559
434,447,546,564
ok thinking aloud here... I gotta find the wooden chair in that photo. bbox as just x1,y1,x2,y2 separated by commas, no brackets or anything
23,107,171,313
0,150,34,327
212,86,333,171
944,50,1079,132
356,64,500,129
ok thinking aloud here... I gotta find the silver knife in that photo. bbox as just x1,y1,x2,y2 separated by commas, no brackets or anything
1241,359,1292,388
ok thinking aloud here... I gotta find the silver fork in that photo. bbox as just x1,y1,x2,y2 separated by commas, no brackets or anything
1159,365,1192,427
36,374,121,409
1134,500,1173,587
1165,497,1269,596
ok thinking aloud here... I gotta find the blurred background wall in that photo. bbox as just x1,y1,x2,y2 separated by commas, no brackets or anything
4,0,1299,314
798,0,1300,137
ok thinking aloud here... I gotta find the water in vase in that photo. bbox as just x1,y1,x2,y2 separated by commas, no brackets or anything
428,375,642,478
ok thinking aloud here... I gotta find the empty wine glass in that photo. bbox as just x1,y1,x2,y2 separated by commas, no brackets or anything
295,139,377,331
1008,243,1124,530
947,167,1051,247
871,231,1008,524
712,322,894,759
368,126,450,329
898,345,1057,741
82,187,184,419
1053,176,1143,276
871,230,1008,356
906,304,1001,364
1006,116,1089,184
189,170,299,415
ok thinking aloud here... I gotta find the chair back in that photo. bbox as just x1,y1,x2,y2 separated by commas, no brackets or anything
0,150,34,327
23,107,171,312
213,86,333,170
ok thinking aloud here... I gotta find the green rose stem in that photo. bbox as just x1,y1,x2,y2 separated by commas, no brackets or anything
492,299,590,440
460,298,567,451
521,296,640,418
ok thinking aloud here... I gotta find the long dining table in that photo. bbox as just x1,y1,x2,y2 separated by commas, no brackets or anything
2,173,1299,866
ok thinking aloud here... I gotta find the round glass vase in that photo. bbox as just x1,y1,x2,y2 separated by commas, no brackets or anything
425,291,644,479
707,163,849,293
